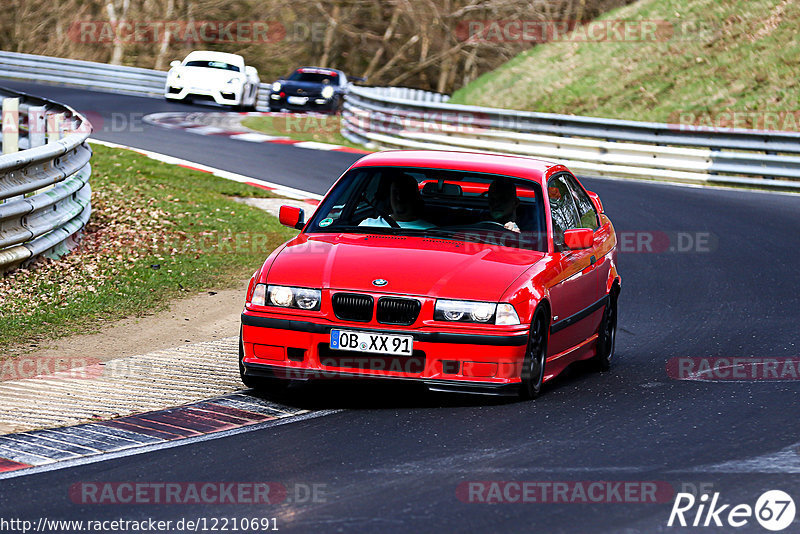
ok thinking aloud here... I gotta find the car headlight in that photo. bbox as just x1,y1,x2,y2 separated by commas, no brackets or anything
434,300,521,325
321,86,335,99
272,82,282,92
258,284,321,310
434,300,494,323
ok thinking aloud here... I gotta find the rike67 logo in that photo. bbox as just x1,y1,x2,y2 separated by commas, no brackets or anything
668,490,796,531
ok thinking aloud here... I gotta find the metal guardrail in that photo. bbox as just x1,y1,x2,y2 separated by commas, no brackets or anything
0,50,275,111
0,86,92,271
342,86,800,190
4,51,798,190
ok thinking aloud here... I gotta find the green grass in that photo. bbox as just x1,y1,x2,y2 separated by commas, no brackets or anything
0,144,295,352
450,0,800,124
242,114,369,150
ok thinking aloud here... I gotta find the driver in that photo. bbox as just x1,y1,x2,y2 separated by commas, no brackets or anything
487,178,521,233
360,173,433,229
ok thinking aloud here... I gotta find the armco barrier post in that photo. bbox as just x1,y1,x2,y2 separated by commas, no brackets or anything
47,112,63,144
2,97,19,154
28,105,46,148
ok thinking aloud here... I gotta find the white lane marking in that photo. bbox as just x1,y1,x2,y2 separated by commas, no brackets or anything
229,133,280,142
293,141,345,151
185,126,226,135
87,139,324,201
0,409,341,480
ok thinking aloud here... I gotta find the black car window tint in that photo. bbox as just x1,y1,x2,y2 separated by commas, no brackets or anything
563,174,599,230
547,175,580,249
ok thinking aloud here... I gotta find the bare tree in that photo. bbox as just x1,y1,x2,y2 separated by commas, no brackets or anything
0,0,633,93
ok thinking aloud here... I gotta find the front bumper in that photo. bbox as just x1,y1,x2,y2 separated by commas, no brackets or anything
165,84,242,106
268,93,337,112
241,311,529,392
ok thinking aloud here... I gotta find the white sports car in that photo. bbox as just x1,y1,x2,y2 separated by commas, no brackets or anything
165,51,260,110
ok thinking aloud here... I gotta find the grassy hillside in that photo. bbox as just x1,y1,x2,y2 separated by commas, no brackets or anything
450,0,800,124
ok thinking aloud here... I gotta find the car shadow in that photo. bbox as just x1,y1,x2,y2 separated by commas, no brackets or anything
241,357,608,411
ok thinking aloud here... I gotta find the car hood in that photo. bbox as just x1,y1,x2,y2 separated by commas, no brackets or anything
177,67,242,85
265,233,544,302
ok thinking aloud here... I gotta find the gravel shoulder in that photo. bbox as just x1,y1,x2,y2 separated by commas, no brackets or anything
7,285,246,369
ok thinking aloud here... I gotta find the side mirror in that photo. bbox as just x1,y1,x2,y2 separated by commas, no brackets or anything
586,191,603,214
245,66,258,77
169,60,181,68
279,205,305,230
564,228,594,250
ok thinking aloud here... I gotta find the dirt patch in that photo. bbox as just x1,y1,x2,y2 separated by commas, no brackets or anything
2,284,247,381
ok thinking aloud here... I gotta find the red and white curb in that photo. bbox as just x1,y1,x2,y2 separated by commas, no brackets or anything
88,138,323,205
0,393,335,479
143,111,370,154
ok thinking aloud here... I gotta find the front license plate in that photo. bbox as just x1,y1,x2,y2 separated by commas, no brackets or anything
330,329,413,356
287,96,308,105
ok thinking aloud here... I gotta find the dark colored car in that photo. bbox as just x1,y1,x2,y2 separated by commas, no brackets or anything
268,67,350,113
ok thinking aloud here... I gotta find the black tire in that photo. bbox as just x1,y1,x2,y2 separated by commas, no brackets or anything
593,290,618,371
519,309,548,400
238,328,290,393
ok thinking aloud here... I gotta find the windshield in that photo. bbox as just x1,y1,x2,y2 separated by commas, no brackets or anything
306,166,547,251
185,60,241,72
288,70,338,84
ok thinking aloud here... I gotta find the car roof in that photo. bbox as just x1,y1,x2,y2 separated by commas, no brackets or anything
350,150,565,184
184,51,245,65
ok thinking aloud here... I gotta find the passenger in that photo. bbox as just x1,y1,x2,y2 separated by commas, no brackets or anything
360,173,433,229
487,178,521,233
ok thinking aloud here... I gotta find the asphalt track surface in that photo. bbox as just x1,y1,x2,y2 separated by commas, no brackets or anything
1,81,799,533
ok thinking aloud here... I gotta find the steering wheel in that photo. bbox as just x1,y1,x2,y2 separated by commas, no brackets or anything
379,210,401,229
360,192,401,229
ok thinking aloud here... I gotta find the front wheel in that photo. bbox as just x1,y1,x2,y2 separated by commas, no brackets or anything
519,309,548,399
593,291,618,371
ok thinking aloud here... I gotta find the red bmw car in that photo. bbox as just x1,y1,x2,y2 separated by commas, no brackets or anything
240,150,620,398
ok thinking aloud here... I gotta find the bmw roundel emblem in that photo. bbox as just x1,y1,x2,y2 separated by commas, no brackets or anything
372,278,388,287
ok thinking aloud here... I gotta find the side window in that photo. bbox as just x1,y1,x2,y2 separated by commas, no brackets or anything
547,175,580,250
563,174,599,230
